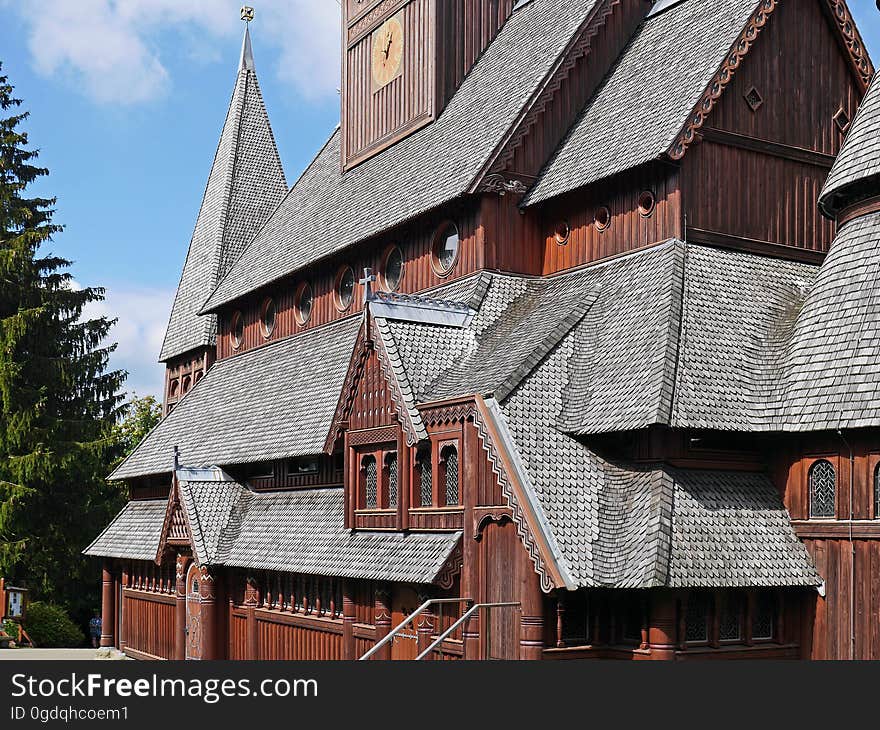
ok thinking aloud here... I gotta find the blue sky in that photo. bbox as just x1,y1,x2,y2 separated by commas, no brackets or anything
0,1,878,400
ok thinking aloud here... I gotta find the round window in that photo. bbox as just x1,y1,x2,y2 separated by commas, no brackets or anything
335,266,355,311
432,221,460,276
382,245,404,291
638,190,656,218
260,297,276,338
295,282,313,325
231,311,244,349
554,221,571,245
595,206,611,232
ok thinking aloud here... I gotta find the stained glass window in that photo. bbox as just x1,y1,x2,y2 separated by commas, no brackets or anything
417,445,432,507
752,592,774,640
685,593,708,643
386,452,398,509
809,459,836,518
363,455,377,509
443,445,459,506
719,594,741,641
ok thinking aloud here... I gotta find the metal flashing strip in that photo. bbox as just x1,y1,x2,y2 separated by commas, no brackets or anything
369,291,474,328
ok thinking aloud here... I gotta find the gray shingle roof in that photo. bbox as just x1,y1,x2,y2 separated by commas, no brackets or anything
819,73,880,218
83,500,167,560
113,316,360,480
201,0,602,313
160,28,287,361
777,210,880,430
525,0,758,206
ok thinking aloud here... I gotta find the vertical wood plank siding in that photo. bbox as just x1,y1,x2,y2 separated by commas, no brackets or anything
122,592,176,660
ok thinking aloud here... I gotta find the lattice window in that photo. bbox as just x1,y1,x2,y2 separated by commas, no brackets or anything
685,593,709,643
363,455,378,509
809,459,836,518
719,594,742,641
443,445,459,506
874,463,880,520
752,592,775,640
386,452,398,509
417,445,432,507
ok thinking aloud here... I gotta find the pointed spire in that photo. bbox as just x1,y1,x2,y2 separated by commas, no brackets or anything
240,25,255,73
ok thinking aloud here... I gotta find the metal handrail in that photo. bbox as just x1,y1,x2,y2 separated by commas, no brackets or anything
359,598,472,660
415,602,520,661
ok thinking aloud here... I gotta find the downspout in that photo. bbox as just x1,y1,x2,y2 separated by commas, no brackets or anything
837,429,855,660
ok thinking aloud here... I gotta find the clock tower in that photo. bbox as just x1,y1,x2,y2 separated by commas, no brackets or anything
341,0,515,170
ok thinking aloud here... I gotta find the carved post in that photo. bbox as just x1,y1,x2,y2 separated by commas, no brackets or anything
199,566,217,661
647,590,678,661
519,560,544,661
100,559,116,648
342,580,356,660
245,577,259,661
417,603,435,660
373,585,392,660
174,555,189,661
556,592,566,648
119,564,129,652
462,599,480,660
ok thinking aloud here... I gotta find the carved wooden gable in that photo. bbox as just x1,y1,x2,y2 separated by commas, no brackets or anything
155,479,193,564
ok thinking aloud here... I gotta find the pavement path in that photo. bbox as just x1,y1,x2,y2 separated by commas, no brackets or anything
0,648,102,660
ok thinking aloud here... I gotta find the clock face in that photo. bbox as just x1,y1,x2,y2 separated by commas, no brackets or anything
372,16,404,90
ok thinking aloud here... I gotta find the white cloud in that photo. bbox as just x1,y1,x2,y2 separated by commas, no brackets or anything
80,284,174,400
7,0,341,104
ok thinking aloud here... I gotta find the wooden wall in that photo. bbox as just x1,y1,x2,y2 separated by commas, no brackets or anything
216,201,484,360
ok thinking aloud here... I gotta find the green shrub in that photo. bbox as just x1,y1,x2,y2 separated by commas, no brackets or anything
24,603,85,648
1,619,17,638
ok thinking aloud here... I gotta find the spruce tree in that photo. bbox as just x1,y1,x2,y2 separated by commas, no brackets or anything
0,63,126,626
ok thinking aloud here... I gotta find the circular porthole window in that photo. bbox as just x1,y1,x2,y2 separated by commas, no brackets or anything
260,297,276,338
554,221,571,245
431,221,460,276
638,190,656,218
295,282,313,325
381,244,404,291
334,266,355,311
231,311,244,349
595,206,611,232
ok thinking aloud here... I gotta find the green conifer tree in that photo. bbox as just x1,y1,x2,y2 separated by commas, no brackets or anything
0,64,126,625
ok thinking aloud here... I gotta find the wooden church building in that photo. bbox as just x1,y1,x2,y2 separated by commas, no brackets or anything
86,0,880,660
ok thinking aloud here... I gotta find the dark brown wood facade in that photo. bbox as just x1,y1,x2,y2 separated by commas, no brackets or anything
114,0,880,660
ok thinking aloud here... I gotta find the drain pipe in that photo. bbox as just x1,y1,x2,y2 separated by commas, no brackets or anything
837,429,855,660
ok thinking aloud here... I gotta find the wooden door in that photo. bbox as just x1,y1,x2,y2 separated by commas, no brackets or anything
185,563,202,661
480,519,520,660
390,586,420,660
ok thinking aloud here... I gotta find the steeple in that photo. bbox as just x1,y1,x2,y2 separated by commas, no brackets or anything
160,15,287,363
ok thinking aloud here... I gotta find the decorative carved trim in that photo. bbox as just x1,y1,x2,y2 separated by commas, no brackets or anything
420,401,476,426
823,0,873,90
668,0,779,161
435,542,463,591
479,174,530,196
474,0,617,189
347,0,408,45
474,512,513,541
347,426,399,447
472,406,555,593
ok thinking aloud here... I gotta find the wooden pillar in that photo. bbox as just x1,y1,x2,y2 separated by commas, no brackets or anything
373,585,392,660
342,580,356,660
119,564,129,653
417,605,435,660
100,559,115,648
647,590,678,661
461,417,479,660
556,592,566,648
245,577,259,661
174,555,188,661
462,600,480,660
199,566,217,661
519,558,544,661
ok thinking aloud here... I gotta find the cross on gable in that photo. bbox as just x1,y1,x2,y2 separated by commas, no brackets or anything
360,268,377,305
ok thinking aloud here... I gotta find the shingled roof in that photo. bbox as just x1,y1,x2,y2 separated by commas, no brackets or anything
200,0,604,313
83,500,167,561
525,0,761,205
819,73,880,217
112,316,360,480
159,27,287,361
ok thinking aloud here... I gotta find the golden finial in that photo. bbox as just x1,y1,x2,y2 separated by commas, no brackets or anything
241,6,255,23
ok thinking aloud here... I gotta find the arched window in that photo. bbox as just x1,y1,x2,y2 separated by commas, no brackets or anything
416,445,432,507
809,459,836,518
874,463,880,520
385,452,398,509
442,444,459,506
362,455,377,510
